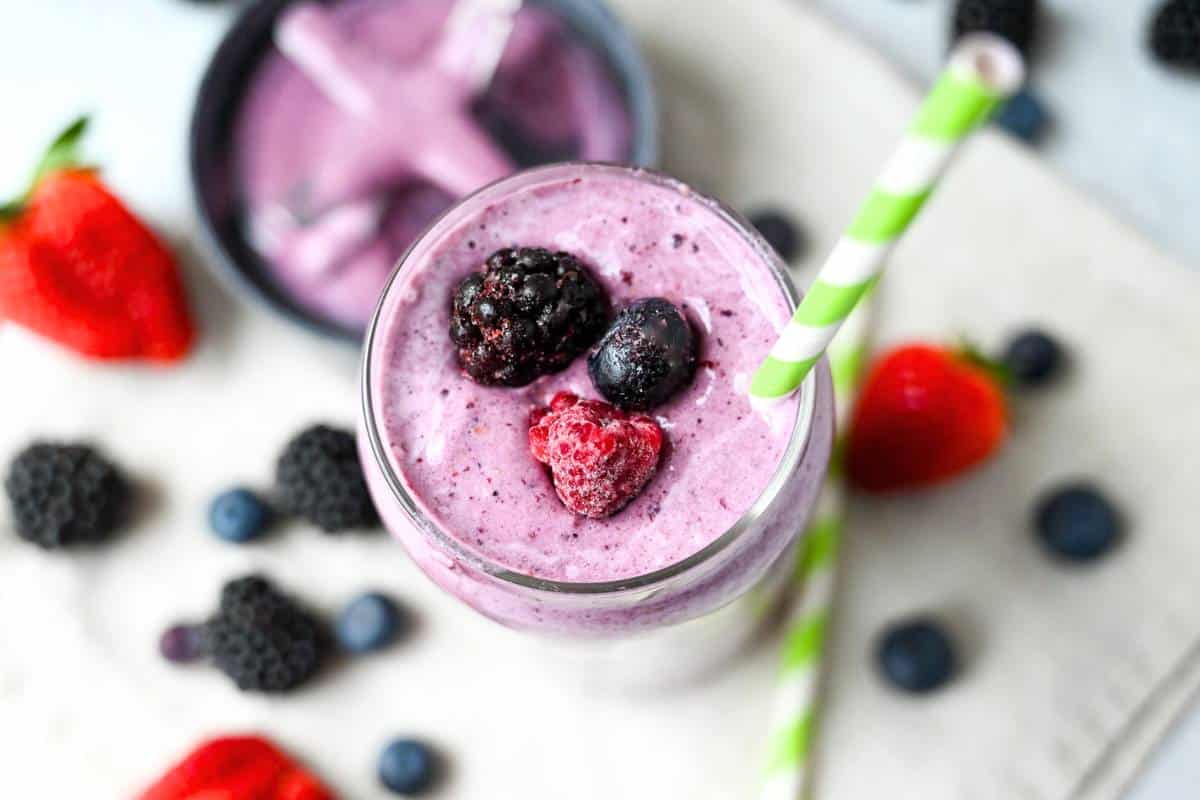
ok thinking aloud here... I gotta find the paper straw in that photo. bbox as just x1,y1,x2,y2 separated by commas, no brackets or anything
759,296,874,800
749,34,1024,403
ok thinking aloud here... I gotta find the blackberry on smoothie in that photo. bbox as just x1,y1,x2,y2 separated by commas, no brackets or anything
360,164,833,649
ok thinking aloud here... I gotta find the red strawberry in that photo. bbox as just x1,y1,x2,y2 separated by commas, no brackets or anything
529,392,663,518
846,343,1007,493
138,735,335,800
0,117,194,362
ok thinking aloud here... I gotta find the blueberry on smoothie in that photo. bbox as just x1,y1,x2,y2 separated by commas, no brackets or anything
588,298,698,411
450,247,610,386
876,617,958,694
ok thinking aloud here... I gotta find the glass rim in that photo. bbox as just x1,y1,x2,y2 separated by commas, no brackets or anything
360,162,819,596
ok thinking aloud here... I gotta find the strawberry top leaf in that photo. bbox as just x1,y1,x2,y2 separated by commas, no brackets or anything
0,115,93,223
33,115,91,183
955,337,1013,389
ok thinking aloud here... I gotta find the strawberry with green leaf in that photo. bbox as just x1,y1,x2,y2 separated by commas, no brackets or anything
0,117,194,362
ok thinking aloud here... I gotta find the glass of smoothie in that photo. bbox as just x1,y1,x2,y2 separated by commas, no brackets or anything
359,163,834,684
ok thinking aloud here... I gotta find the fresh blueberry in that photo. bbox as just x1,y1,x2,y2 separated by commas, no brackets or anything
159,623,206,664
208,488,271,543
748,209,805,262
1004,328,1064,387
588,298,698,411
379,739,437,795
337,592,404,653
876,617,958,694
1035,484,1122,562
994,90,1048,143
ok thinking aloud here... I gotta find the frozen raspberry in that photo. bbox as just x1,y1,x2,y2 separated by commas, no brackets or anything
450,247,610,387
528,392,663,519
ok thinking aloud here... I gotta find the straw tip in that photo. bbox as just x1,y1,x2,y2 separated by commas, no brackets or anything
949,33,1026,98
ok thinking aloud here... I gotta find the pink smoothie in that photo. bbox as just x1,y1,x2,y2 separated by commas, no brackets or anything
235,0,634,330
361,165,834,636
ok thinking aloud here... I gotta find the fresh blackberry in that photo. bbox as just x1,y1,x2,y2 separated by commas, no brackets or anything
5,442,130,549
276,425,378,533
952,0,1038,56
450,247,610,386
205,574,327,693
1150,0,1200,70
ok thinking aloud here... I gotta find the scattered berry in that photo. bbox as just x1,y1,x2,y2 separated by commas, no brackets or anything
1035,484,1122,562
208,487,272,543
0,117,194,362
1149,0,1200,70
748,209,804,262
876,617,958,694
847,344,1008,493
5,441,131,549
138,735,334,800
588,298,698,411
529,393,663,518
1003,328,1063,387
449,247,610,386
379,739,438,796
276,425,378,533
205,574,328,693
994,90,1049,143
952,0,1038,56
159,623,207,664
337,592,404,653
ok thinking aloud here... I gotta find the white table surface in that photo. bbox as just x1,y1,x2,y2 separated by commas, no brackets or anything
2,1,1199,798
809,3,1200,796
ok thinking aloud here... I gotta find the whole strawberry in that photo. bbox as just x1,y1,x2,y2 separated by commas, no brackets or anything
0,117,194,362
846,344,1007,493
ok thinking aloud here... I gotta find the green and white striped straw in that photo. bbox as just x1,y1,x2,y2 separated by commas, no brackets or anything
749,34,1025,404
757,36,1025,799
760,298,873,800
